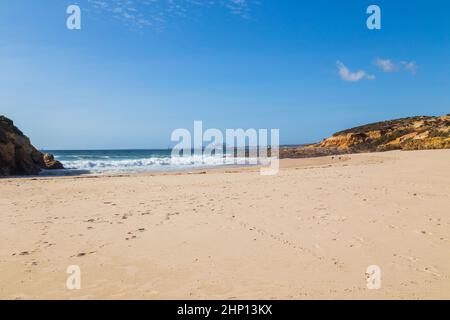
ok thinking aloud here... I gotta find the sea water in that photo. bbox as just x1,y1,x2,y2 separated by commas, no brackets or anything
42,149,252,175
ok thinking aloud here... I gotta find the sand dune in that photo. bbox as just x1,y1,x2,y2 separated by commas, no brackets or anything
1,150,449,299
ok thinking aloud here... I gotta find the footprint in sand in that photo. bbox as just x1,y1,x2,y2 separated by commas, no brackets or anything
421,266,441,277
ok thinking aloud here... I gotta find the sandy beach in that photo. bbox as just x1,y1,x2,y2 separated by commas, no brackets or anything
1,149,449,300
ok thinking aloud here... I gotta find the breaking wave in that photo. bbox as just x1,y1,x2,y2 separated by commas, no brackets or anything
59,156,258,174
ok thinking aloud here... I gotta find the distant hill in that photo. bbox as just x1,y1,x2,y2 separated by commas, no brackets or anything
281,114,450,158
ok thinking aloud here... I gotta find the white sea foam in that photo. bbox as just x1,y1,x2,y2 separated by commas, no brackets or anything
61,156,258,173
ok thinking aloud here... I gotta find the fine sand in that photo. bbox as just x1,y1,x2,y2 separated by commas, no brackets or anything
1,149,449,299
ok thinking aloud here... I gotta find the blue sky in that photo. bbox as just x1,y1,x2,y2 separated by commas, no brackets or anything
0,0,449,149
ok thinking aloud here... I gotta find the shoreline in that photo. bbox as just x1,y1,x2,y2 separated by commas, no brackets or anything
0,152,357,181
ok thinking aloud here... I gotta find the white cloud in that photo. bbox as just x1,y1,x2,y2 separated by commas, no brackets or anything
374,58,397,72
336,61,375,82
401,61,418,75
375,58,418,75
86,0,256,30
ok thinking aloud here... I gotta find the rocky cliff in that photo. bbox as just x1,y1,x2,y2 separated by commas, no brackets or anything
281,115,450,158
0,116,63,176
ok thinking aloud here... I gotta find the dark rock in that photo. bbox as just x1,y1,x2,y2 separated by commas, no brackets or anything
43,153,64,170
0,115,64,176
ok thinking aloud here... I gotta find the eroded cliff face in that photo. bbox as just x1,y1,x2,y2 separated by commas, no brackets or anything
281,115,450,158
0,116,63,176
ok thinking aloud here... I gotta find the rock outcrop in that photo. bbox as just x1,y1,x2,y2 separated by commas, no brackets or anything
0,116,63,176
281,115,450,158
43,153,64,170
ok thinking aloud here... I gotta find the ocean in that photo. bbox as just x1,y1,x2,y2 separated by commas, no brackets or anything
43,149,254,175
